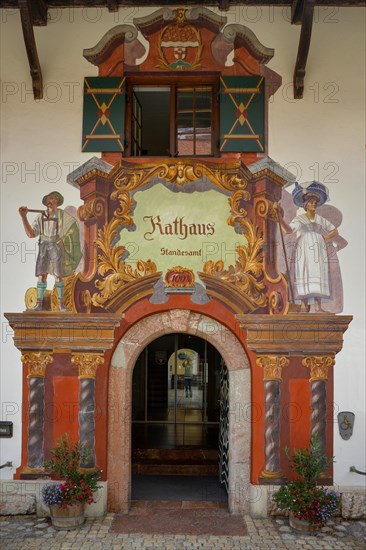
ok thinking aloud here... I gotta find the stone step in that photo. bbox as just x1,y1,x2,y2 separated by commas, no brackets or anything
132,447,218,465
132,463,218,475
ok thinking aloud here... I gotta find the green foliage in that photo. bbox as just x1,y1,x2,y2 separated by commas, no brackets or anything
284,433,331,487
273,435,340,526
44,434,100,495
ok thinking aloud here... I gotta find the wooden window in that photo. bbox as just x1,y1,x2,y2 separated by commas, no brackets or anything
81,75,265,155
126,78,217,157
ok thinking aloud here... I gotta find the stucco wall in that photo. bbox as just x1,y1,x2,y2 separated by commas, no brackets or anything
0,6,365,488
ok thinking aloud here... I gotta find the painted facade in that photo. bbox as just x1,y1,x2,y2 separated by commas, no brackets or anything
1,6,365,517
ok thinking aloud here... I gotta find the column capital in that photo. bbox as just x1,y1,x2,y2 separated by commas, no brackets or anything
256,355,289,381
21,352,53,378
71,352,104,379
302,355,335,381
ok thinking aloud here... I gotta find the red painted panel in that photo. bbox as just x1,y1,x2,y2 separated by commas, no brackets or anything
288,378,311,477
53,376,79,444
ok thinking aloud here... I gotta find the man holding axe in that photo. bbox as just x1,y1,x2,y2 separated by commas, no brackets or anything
19,191,81,311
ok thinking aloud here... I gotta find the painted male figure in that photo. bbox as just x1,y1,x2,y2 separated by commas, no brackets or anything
19,191,81,311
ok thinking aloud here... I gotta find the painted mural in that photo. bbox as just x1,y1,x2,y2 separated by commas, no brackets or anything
5,6,353,518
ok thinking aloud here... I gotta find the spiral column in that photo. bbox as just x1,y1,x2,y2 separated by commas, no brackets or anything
71,352,104,468
302,355,335,457
21,352,53,471
256,355,289,484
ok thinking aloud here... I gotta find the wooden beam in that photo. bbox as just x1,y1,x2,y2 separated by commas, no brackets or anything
219,0,230,10
291,0,305,24
293,0,315,99
107,1,119,12
30,0,48,26
19,0,43,100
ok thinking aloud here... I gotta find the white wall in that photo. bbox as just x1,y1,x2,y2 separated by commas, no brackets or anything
1,6,365,486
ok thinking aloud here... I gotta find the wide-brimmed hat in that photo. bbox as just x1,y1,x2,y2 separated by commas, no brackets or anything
42,191,64,206
292,181,329,207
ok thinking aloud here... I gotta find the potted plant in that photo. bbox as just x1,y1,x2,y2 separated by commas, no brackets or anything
42,434,100,530
273,435,341,531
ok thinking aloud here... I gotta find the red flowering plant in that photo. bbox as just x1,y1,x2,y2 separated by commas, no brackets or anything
42,434,100,508
273,435,341,526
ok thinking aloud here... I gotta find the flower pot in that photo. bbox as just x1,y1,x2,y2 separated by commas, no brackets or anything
49,502,85,530
289,513,321,532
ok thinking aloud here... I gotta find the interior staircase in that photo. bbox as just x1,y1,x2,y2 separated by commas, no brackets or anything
132,447,219,476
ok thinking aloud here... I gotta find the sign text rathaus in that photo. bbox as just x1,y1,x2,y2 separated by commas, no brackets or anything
143,215,216,241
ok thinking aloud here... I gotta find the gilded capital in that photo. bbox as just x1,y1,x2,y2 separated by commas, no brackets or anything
22,352,53,378
302,355,335,381
71,353,104,379
256,355,289,381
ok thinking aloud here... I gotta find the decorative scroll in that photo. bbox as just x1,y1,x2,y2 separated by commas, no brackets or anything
71,353,105,379
268,291,284,315
112,160,249,196
227,189,251,226
203,218,267,309
78,197,106,222
255,197,277,222
22,352,53,378
256,355,289,381
91,216,157,307
302,355,335,381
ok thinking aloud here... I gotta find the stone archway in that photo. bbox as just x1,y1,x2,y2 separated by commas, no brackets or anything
107,309,251,514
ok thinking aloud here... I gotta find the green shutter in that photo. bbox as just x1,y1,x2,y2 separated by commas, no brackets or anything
82,77,126,152
219,76,265,153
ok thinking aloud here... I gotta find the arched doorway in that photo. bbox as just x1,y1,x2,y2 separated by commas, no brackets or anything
131,333,228,502
107,310,251,514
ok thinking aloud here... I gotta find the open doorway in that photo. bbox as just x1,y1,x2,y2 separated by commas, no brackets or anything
131,333,228,502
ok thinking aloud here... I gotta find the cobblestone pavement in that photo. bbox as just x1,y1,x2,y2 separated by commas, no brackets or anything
0,514,365,549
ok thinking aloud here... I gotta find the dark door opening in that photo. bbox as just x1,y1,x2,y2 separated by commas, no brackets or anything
131,333,228,500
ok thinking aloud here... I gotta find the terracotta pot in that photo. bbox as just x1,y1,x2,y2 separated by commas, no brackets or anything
49,502,85,530
289,513,321,532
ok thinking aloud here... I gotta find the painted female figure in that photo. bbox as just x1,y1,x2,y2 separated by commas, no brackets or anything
275,182,339,313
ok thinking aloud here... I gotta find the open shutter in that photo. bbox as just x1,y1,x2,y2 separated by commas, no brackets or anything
220,76,265,153
82,77,126,152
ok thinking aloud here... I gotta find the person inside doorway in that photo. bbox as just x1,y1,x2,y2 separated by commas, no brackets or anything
183,357,193,398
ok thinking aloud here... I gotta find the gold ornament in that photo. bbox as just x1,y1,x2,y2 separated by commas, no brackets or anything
256,355,289,380
71,353,104,379
203,218,267,309
22,352,53,378
302,356,335,381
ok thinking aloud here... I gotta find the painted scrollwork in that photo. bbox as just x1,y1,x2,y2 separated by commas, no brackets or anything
255,197,277,221
203,218,267,308
78,198,106,222
91,217,157,307
302,355,335,381
227,189,251,226
92,161,252,308
111,161,251,227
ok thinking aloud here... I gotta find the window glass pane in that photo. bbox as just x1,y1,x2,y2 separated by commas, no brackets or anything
132,88,170,156
195,88,212,110
196,136,212,156
177,133,194,156
177,112,193,130
177,90,193,112
196,111,211,130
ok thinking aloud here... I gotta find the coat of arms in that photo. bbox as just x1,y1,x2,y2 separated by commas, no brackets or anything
157,9,202,70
